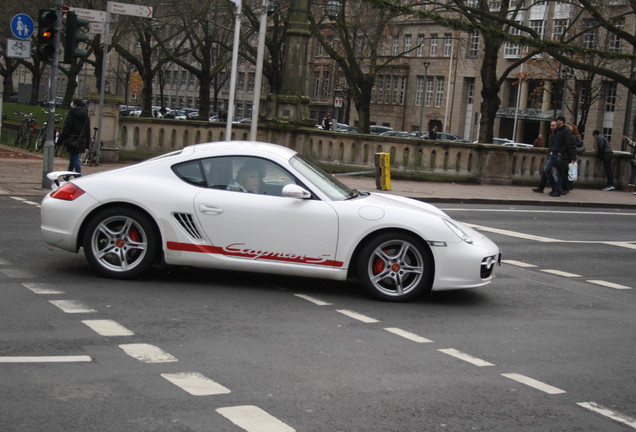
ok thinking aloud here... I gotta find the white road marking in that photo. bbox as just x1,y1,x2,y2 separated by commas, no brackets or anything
9,197,26,201
294,294,333,306
587,280,632,290
336,309,379,323
0,268,35,279
502,259,537,268
49,300,96,313
465,224,559,242
22,282,64,295
501,373,566,394
384,327,433,343
438,348,494,367
119,343,178,363
217,405,295,432
443,208,636,217
22,200,40,206
541,269,581,278
602,241,636,250
0,258,10,265
82,320,134,336
161,372,231,396
577,402,636,429
0,355,92,363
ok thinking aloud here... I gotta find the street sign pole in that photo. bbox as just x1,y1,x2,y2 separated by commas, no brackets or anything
42,0,63,189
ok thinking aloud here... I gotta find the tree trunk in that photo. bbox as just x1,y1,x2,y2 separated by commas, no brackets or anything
477,38,503,144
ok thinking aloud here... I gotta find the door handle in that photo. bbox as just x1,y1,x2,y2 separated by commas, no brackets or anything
198,204,224,215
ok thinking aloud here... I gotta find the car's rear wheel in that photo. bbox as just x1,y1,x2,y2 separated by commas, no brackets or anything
357,232,432,301
83,207,159,279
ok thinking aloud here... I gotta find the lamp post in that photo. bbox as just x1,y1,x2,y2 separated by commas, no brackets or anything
250,0,278,141
418,61,430,137
561,67,573,117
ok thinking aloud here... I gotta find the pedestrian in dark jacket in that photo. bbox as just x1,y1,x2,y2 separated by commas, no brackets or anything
58,99,91,176
593,130,614,191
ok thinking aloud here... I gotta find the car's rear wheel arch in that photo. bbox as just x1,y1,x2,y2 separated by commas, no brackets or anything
78,202,163,259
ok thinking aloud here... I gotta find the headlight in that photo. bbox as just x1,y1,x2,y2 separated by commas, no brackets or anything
443,219,473,244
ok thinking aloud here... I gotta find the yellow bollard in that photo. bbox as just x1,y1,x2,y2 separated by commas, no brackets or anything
374,152,391,190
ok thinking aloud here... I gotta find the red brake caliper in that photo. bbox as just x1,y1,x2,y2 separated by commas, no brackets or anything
129,227,141,243
373,249,388,274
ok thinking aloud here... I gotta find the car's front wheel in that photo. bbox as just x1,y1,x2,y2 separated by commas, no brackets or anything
357,232,433,301
82,206,159,279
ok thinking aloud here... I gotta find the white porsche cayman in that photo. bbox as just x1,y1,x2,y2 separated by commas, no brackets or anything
41,141,500,301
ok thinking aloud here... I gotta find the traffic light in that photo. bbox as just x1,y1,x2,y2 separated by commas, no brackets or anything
37,9,57,63
63,11,89,64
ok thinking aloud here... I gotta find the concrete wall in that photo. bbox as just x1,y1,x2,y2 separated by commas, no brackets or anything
114,116,632,187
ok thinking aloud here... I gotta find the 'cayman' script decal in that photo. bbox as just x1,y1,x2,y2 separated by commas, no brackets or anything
167,241,343,267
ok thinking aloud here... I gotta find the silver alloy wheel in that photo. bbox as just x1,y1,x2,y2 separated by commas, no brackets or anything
89,215,148,273
366,239,425,298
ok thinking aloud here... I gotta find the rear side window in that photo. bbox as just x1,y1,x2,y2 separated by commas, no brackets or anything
172,161,207,187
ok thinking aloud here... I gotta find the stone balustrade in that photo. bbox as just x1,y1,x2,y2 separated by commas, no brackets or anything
115,116,632,187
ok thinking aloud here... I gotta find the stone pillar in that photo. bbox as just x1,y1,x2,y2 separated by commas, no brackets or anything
86,92,123,161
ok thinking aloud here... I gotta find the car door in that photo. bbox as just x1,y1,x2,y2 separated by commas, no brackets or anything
193,156,341,269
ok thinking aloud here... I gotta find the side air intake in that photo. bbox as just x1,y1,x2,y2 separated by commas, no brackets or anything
173,213,204,240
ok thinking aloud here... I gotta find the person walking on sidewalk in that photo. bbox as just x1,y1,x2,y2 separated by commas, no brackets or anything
551,116,576,196
621,135,636,194
58,99,91,177
532,121,557,193
593,130,615,191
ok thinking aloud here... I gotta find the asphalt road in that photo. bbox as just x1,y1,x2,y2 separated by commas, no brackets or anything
1,197,635,432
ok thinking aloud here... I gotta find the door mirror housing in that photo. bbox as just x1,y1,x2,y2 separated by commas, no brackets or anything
282,184,311,199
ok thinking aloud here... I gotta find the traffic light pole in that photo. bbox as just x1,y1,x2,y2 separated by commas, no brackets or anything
42,0,63,189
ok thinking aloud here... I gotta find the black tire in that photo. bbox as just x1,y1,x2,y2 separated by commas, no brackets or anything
82,206,160,279
15,123,27,147
357,232,433,301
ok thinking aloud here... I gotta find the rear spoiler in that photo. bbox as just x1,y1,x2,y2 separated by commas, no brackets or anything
46,171,82,190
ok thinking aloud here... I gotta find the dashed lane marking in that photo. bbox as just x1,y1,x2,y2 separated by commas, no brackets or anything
466,224,559,242
501,373,566,395
294,294,333,306
438,348,495,367
384,327,433,343
22,282,64,295
0,355,92,363
586,280,632,290
336,309,380,323
82,320,134,337
161,372,231,396
502,259,537,267
0,268,35,279
119,343,178,363
49,300,97,314
217,405,295,432
577,402,636,429
541,269,581,278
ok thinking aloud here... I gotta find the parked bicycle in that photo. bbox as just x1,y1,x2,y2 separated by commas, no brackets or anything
81,128,103,166
14,111,37,149
33,110,63,152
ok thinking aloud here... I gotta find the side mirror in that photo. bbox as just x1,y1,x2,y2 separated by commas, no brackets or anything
282,184,311,199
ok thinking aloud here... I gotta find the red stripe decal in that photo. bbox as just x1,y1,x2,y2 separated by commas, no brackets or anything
167,241,343,267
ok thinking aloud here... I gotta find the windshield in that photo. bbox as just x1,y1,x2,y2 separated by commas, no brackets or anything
289,155,356,200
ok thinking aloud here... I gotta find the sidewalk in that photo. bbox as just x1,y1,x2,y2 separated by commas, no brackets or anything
1,144,635,208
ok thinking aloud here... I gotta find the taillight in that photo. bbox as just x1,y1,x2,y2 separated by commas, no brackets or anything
51,183,85,201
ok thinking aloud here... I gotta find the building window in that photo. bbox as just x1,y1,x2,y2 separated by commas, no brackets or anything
415,76,424,106
392,37,399,56
583,19,597,49
443,34,453,57
467,79,475,104
322,70,330,98
435,77,444,107
551,19,568,40
399,77,406,105
608,18,624,52
504,24,521,58
425,79,434,107
430,34,438,56
238,72,245,90
602,127,613,142
529,19,545,40
313,71,320,98
377,75,384,103
404,34,412,56
488,0,501,11
385,75,391,104
247,73,255,91
605,81,617,112
417,35,424,56
468,32,480,57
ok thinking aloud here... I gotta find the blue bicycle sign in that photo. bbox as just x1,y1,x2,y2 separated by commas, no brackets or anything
11,14,35,40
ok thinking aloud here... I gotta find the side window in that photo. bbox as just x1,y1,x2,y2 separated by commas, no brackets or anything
172,161,207,187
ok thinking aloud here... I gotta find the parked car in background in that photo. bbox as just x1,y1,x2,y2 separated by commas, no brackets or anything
380,131,410,137
370,125,393,135
502,142,533,148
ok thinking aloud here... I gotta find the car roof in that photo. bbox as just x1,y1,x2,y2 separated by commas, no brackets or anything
185,141,299,159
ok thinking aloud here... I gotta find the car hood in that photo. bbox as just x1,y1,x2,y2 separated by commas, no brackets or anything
355,191,449,218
